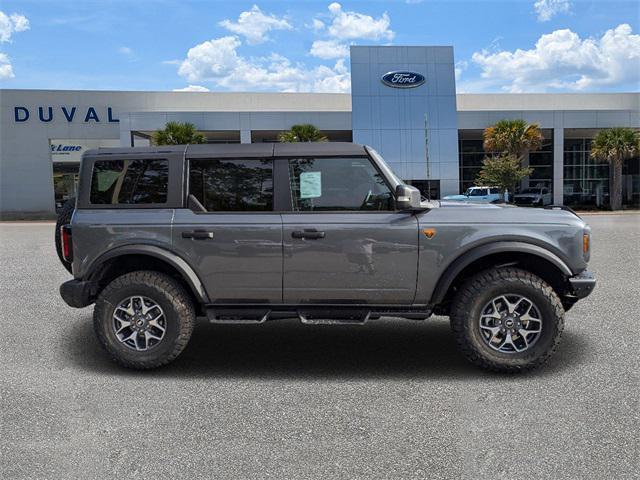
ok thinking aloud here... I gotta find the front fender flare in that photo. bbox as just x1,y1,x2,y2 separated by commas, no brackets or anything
430,241,573,306
86,244,209,303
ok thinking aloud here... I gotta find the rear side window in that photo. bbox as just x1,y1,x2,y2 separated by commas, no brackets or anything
189,159,273,212
90,159,169,204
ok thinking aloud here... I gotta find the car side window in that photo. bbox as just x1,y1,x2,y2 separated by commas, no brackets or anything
288,157,394,211
90,159,168,205
489,188,500,194
189,158,273,212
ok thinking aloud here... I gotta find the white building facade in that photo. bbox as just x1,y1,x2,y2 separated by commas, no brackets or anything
1,45,638,216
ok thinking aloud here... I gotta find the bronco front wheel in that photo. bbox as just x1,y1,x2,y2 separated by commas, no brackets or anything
450,267,564,373
93,271,195,369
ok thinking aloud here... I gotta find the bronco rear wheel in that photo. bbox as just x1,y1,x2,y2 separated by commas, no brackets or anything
93,271,195,369
450,267,564,373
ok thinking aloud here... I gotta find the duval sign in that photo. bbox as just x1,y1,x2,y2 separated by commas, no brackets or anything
381,71,425,88
14,106,119,123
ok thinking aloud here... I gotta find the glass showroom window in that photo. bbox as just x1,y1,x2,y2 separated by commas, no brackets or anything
458,134,486,193
528,134,553,192
563,138,610,208
622,151,640,207
459,130,554,195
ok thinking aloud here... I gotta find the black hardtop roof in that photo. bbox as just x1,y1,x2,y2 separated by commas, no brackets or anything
84,142,368,159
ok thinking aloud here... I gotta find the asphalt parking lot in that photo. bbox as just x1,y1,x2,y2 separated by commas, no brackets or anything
0,214,638,479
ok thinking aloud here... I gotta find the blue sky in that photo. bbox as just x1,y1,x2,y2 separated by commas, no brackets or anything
0,0,638,93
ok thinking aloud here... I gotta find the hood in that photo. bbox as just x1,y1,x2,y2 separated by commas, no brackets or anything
428,201,584,226
515,193,540,199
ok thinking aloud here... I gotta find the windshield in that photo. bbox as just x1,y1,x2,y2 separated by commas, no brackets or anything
520,188,539,194
465,188,486,196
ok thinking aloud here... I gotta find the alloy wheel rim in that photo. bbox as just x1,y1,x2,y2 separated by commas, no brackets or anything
478,294,543,353
112,296,166,351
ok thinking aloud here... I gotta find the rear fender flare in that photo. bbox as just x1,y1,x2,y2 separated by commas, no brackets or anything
87,244,209,303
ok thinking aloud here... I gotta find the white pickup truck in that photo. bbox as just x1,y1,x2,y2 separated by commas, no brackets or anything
514,187,553,207
442,186,507,203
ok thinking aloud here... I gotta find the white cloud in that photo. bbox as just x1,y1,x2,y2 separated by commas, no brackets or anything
0,52,14,79
219,5,292,45
471,24,640,92
177,35,350,93
310,39,349,59
311,18,325,32
173,85,210,92
310,59,351,93
118,46,134,56
324,2,393,41
178,36,243,82
308,3,394,59
0,11,29,43
533,0,571,22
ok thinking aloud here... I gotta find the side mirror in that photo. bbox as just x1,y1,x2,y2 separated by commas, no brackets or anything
395,184,422,211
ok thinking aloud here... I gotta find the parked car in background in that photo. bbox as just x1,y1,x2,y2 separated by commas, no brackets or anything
514,187,553,207
442,186,507,203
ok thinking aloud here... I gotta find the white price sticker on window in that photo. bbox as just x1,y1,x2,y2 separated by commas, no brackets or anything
299,172,322,198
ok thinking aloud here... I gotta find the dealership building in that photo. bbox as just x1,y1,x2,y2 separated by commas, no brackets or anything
1,45,638,216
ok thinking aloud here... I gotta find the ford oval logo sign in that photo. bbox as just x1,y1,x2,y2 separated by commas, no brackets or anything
381,71,425,88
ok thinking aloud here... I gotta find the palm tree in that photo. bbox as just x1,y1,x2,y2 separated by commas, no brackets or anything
278,124,328,143
483,119,544,162
153,121,206,145
478,119,544,201
590,127,640,210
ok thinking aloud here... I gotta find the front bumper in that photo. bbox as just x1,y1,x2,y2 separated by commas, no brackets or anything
568,270,596,299
60,279,96,308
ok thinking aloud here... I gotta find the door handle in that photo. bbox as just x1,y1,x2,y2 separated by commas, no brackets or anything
182,230,214,240
291,229,325,240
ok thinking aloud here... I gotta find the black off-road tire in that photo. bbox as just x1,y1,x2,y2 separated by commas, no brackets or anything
93,271,195,369
450,267,564,373
54,198,75,273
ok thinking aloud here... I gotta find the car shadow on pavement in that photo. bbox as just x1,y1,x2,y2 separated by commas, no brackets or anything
65,316,589,380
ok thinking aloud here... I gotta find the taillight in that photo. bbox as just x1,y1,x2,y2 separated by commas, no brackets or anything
60,225,73,262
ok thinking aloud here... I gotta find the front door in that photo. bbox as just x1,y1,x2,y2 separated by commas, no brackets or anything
173,157,282,303
282,157,419,304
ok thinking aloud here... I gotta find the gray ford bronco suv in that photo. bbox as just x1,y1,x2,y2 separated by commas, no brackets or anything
58,143,595,372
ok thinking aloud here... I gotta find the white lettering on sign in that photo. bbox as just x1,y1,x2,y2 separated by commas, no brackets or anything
381,71,426,89
392,73,417,84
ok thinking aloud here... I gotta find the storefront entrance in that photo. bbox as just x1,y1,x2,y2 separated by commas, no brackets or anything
52,162,79,211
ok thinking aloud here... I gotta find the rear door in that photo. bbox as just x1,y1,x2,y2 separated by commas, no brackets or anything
281,156,419,304
172,156,283,303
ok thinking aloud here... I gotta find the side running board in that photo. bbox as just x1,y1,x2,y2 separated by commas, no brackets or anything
298,310,371,325
204,305,432,324
207,308,270,324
